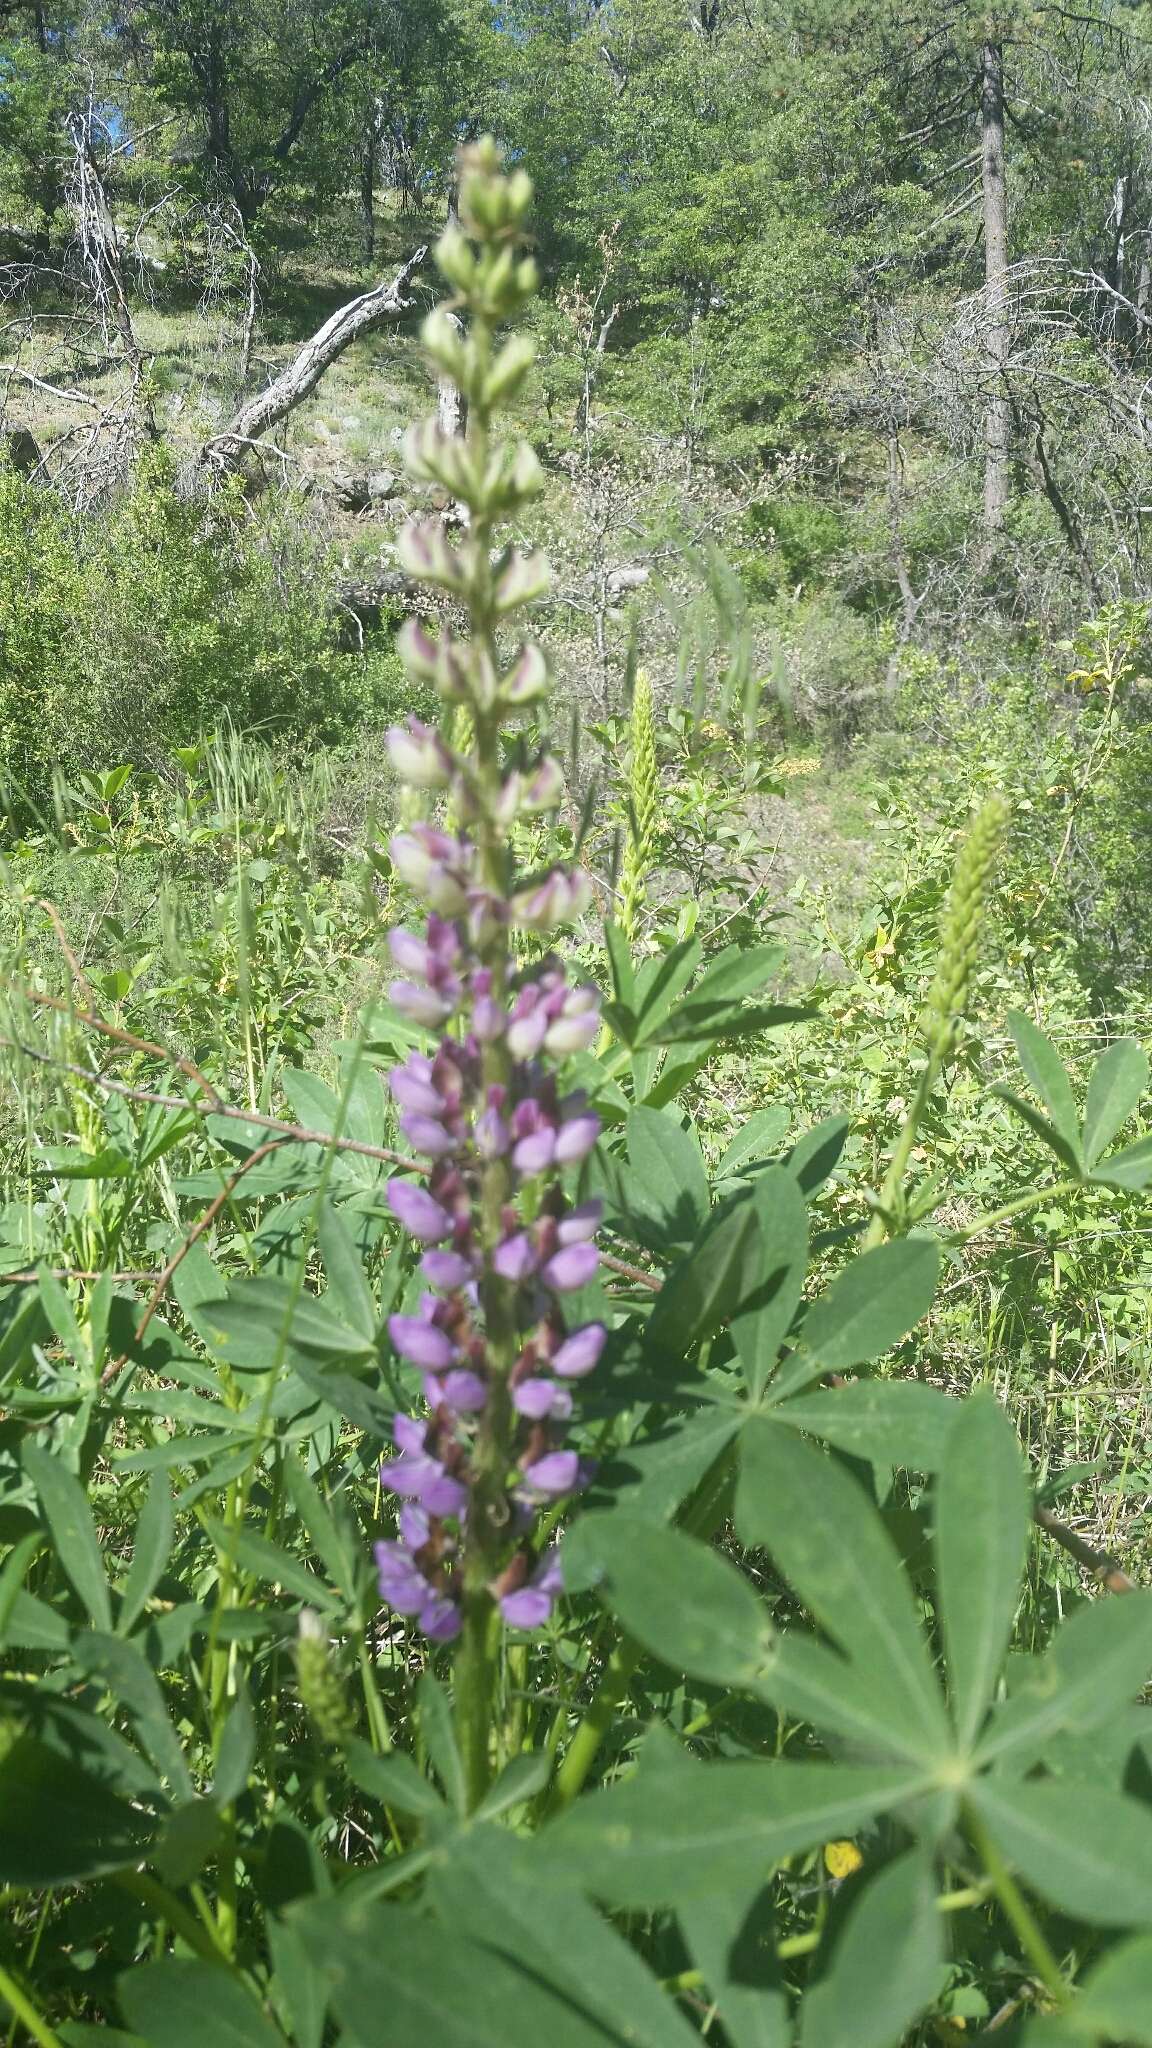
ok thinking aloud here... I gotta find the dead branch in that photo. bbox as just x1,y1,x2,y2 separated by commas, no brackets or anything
201,246,427,475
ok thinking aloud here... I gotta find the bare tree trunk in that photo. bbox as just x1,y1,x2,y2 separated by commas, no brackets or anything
980,39,1011,544
66,105,154,435
436,182,468,443
359,99,383,264
201,247,426,475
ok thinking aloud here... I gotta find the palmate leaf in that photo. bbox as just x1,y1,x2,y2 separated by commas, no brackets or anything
978,1590,1152,1765
0,1732,157,1885
680,1883,790,2048
624,1105,711,1245
117,1472,175,1637
1082,1037,1149,1167
563,1511,772,1690
293,1893,671,2047
737,1419,950,1764
430,1827,701,2048
731,1166,809,1397
972,1777,1152,1926
799,1851,942,2048
1090,1133,1152,1191
646,1197,761,1353
798,1237,941,1376
776,1380,957,1469
1007,1011,1083,1165
1061,1934,1152,2044
935,1393,1030,1749
531,1758,929,1908
119,1960,287,2048
22,1440,112,1631
994,1087,1084,1176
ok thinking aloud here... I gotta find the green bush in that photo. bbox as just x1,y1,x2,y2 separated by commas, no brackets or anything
0,449,420,823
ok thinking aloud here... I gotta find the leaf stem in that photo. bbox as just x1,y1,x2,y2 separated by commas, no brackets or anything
953,1179,1082,1243
963,1801,1069,2007
0,1963,63,2048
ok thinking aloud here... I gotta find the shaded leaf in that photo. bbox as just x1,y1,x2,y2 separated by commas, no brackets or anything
564,1512,771,1688
119,1960,286,2048
935,1394,1030,1748
1083,1039,1149,1167
800,1852,942,2048
801,1239,940,1375
22,1440,112,1631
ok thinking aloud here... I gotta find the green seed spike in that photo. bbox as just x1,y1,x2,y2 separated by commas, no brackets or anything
922,796,1011,1062
295,1609,351,1745
619,668,658,946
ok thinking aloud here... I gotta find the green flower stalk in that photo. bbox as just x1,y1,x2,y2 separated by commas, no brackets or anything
864,795,1009,1247
619,668,658,945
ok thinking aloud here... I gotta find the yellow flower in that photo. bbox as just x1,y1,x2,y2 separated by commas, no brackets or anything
823,1839,863,1880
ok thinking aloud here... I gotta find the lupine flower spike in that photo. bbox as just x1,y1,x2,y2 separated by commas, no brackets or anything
371,142,602,1673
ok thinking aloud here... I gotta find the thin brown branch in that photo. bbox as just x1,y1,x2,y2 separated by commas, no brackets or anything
1033,1503,1137,1594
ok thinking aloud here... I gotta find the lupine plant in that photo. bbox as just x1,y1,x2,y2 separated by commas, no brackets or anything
5,144,1152,2048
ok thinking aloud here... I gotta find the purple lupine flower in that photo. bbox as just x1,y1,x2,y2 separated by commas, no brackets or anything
552,1323,607,1378
542,1243,599,1292
499,1550,563,1629
512,1376,572,1421
522,1449,582,1498
387,1180,453,1243
388,1315,457,1372
421,1248,474,1289
369,158,608,1645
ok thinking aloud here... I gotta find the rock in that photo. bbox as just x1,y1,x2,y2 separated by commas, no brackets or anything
367,467,398,501
2,427,41,476
605,564,650,599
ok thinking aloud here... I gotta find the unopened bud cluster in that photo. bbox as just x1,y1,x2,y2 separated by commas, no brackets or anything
923,797,1010,1060
373,142,602,1644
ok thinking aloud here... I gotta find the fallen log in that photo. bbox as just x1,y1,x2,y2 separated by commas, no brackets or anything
201,246,427,475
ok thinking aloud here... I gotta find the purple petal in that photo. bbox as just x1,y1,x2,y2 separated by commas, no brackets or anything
420,1594,463,1640
542,1243,599,1293
399,1112,458,1158
512,1129,557,1175
388,1315,456,1372
399,1503,431,1549
500,1585,555,1629
512,1376,561,1419
421,1249,474,1289
557,1201,602,1246
392,1413,428,1456
387,1180,452,1244
389,1063,443,1117
441,1368,488,1413
552,1322,607,1378
523,1450,581,1498
493,1232,537,1282
388,928,433,977
422,1470,469,1518
507,1009,549,1059
390,981,453,1027
554,1113,600,1165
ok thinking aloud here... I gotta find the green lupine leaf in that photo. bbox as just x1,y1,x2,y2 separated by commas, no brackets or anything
731,1166,809,1397
680,1883,790,2048
564,1512,772,1688
531,1759,929,1907
978,1590,1152,1764
715,1105,791,1181
1071,1934,1152,2043
935,1393,1030,1748
800,1852,942,2048
22,1440,112,1631
777,1380,957,1469
1090,1134,1152,1191
994,1086,1085,1175
119,1960,287,2047
800,1238,940,1374
1007,1012,1083,1164
431,1828,701,2048
625,1105,710,1243
646,1198,761,1354
316,1200,377,1340
1082,1038,1149,1166
118,1472,175,1637
737,1419,950,1763
973,1777,1152,1925
0,1733,156,1885
295,1895,652,2047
